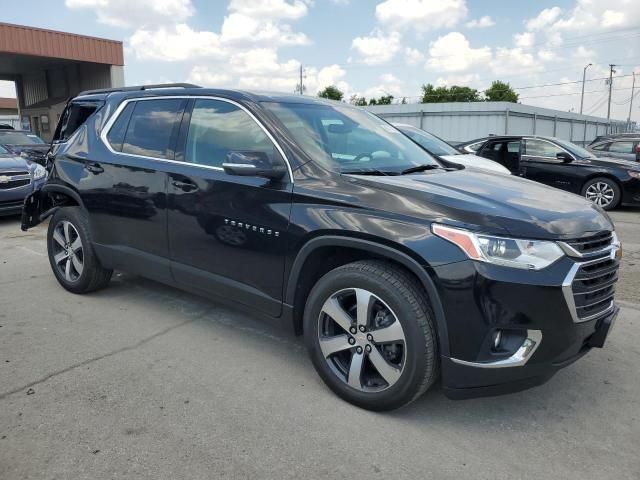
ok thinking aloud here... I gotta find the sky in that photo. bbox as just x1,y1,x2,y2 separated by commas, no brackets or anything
1,0,639,121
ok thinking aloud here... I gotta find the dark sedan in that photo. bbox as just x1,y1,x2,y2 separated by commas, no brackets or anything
0,130,49,166
474,135,640,210
0,144,47,216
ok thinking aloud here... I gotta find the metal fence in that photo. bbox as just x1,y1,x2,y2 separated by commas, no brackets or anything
365,102,632,146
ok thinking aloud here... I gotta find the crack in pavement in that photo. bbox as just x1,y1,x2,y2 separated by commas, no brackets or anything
0,313,209,401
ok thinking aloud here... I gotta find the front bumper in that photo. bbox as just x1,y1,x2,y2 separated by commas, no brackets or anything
432,245,620,399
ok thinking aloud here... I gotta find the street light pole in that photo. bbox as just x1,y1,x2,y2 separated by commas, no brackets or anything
579,63,592,115
607,64,617,120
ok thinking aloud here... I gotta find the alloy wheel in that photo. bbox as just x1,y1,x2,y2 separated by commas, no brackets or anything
585,182,615,208
51,220,84,282
317,288,406,392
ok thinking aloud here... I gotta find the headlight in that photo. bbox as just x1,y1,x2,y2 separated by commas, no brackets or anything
32,164,47,180
629,171,640,179
432,224,565,270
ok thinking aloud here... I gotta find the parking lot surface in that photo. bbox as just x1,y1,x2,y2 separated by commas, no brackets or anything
1,209,639,480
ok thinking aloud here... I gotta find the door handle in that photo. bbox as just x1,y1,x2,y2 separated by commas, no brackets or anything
171,179,198,192
85,162,104,174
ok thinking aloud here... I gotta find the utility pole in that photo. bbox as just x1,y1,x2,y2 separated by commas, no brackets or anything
298,64,304,95
579,63,592,114
607,64,617,120
628,72,636,131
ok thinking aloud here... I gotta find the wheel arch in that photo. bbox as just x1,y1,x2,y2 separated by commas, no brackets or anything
41,183,86,211
285,235,450,357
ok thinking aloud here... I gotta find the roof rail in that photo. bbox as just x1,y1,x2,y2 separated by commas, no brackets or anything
78,83,202,97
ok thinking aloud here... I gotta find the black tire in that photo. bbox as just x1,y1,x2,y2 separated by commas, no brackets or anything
303,260,438,411
47,207,112,294
581,177,621,211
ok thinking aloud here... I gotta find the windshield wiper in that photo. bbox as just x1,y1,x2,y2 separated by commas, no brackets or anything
400,164,443,175
341,168,394,176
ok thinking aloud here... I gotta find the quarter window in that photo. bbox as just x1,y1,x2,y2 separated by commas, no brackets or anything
106,103,134,152
121,99,184,159
524,139,564,158
185,99,277,168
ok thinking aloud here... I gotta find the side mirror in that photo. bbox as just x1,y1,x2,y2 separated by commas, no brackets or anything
556,152,573,163
222,151,286,180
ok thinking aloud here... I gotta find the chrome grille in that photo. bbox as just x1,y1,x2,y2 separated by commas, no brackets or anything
562,231,614,257
0,171,31,190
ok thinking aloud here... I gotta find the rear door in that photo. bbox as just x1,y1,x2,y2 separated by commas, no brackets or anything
85,97,187,282
166,98,293,316
520,138,578,192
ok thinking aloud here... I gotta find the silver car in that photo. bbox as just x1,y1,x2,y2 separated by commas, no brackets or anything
0,145,47,216
589,137,640,163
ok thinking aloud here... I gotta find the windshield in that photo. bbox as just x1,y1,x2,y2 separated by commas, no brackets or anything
0,131,46,145
398,126,460,156
553,137,596,159
264,102,439,173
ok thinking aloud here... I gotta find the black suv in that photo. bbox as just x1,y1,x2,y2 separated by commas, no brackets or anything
22,85,621,410
475,135,640,210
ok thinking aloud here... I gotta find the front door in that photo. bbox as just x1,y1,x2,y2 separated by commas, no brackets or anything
167,98,293,316
520,138,578,193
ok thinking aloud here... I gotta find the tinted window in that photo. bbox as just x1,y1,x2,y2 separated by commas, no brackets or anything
592,142,610,151
185,99,276,168
0,131,45,145
106,103,135,152
524,139,563,158
122,99,184,159
608,141,634,153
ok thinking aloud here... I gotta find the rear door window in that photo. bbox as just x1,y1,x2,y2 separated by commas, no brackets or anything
121,99,185,160
54,101,102,143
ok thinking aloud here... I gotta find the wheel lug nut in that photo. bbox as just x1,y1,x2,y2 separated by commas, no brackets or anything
348,337,355,345
349,326,357,334
356,346,363,354
359,325,366,332
367,334,373,341
365,345,372,353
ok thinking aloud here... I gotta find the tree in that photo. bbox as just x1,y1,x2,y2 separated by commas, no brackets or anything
349,94,367,106
369,95,394,105
318,85,344,101
484,80,519,102
421,84,481,103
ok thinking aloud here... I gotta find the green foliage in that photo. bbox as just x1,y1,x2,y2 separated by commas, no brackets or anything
484,80,519,102
368,95,394,105
318,85,344,101
349,95,368,106
421,84,481,103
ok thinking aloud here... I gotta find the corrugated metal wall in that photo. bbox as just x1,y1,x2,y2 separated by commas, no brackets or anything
366,102,628,145
22,71,48,107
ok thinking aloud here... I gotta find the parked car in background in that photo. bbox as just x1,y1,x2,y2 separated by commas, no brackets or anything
474,135,640,210
0,124,15,130
22,85,620,410
0,144,47,216
0,129,49,166
588,137,640,163
392,124,511,175
589,133,639,146
456,137,489,154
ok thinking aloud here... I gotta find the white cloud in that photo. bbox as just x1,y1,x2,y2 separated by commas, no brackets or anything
551,0,639,30
0,81,16,98
490,47,543,76
65,0,194,28
188,67,233,87
526,6,562,31
434,73,480,87
227,0,310,20
465,16,495,28
351,30,402,65
514,32,535,49
375,0,467,31
360,73,404,99
405,47,425,66
426,32,491,72
129,25,223,61
220,13,309,46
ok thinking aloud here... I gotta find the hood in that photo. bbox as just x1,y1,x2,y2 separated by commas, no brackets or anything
0,154,30,171
5,144,48,166
348,169,613,240
439,153,511,174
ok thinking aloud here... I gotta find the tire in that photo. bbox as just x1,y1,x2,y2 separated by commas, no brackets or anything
581,177,621,211
47,207,113,294
303,260,438,411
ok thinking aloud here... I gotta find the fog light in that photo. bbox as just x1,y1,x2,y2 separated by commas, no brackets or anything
492,330,502,350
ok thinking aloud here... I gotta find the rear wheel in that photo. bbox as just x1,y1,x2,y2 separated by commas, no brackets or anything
582,177,621,210
47,207,112,294
304,260,438,411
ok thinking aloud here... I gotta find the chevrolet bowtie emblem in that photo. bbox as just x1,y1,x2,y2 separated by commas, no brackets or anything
0,175,11,184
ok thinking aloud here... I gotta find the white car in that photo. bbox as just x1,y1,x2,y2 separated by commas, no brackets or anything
393,124,511,175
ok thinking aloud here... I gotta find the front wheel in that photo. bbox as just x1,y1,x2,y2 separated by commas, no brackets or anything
303,260,438,411
47,207,112,294
582,177,621,211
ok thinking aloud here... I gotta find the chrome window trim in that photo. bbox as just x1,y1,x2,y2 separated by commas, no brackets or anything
99,95,294,183
561,244,620,323
522,137,575,162
450,330,542,369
